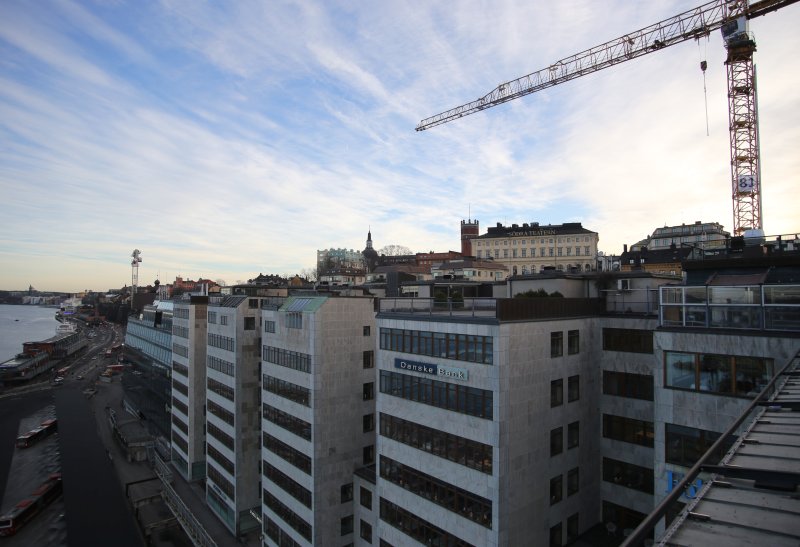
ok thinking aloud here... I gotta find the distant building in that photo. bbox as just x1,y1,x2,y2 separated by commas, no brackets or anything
472,221,599,275
317,248,365,272
461,218,480,256
619,244,693,275
431,258,508,282
632,220,730,251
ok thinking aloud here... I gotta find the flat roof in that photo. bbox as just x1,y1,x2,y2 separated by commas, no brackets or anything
659,356,800,545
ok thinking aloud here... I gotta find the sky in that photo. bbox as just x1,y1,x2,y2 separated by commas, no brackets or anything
1,1,798,293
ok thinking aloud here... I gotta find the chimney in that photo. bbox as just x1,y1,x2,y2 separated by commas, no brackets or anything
623,244,628,253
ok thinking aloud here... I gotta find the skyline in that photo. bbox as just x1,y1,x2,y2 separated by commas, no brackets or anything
1,1,798,293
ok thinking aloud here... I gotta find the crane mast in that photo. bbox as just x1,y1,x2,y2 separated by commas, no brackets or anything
416,0,798,235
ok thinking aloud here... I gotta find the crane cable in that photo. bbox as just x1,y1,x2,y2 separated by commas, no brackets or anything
698,38,710,136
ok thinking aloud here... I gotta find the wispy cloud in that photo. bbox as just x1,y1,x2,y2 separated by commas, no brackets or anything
0,0,798,291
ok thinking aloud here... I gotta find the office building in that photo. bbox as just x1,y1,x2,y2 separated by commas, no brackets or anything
171,295,209,482
260,294,376,545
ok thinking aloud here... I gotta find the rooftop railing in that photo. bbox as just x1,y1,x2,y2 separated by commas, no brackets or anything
378,297,604,321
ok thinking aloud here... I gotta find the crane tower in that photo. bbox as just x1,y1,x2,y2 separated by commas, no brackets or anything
416,0,798,235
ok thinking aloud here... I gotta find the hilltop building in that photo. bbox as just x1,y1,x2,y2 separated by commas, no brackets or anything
631,220,730,252
471,221,599,276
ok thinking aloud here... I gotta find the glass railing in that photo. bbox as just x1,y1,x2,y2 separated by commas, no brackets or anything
660,285,800,332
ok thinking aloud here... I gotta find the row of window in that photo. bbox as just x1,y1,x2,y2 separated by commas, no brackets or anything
263,402,311,441
665,351,772,397
173,361,189,377
380,371,493,420
379,497,474,547
172,377,188,397
263,374,311,407
380,412,493,474
602,414,654,448
208,355,234,377
172,342,189,358
207,463,234,499
208,443,235,476
208,400,235,426
603,370,654,401
476,236,592,246
172,396,188,416
550,421,580,456
551,376,580,407
602,328,654,354
477,246,591,259
550,467,579,505
666,422,735,468
172,432,188,454
172,414,188,435
263,345,311,373
380,456,491,528
207,421,234,451
173,307,190,320
208,378,234,402
263,492,312,542
263,460,312,509
208,333,235,352
380,328,493,365
263,432,311,475
603,457,654,494
263,515,300,547
172,325,189,339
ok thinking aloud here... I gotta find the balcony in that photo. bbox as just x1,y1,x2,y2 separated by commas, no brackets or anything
659,285,800,331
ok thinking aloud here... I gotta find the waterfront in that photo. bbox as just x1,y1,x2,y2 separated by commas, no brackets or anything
0,305,60,362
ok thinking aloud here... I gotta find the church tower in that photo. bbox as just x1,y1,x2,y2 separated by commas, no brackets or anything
362,228,379,273
461,218,479,256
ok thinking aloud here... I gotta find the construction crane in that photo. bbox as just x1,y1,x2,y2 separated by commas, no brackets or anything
416,0,798,235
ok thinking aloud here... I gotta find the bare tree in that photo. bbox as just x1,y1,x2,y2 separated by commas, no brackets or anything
299,267,317,282
378,244,412,256
215,279,227,287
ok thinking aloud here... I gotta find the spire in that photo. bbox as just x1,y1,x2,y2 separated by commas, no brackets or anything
366,227,373,250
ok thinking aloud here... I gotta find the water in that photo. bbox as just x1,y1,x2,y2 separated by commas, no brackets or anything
0,304,61,362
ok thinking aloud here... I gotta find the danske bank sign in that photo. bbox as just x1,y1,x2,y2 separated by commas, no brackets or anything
394,358,468,381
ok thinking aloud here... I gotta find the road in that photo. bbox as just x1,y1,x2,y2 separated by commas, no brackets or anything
0,322,144,546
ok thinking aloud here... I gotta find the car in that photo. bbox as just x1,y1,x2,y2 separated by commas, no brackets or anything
76,375,83,380
54,377,64,385
92,356,98,360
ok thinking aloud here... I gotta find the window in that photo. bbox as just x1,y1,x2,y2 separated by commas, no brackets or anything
363,382,374,401
665,423,735,468
602,328,653,354
568,375,580,402
550,427,563,456
603,457,654,494
363,413,374,433
363,350,374,369
568,421,580,449
567,513,579,543
550,475,563,505
264,320,276,333
363,445,374,465
286,312,302,329
550,522,562,547
341,483,353,503
244,316,255,330
567,330,579,355
603,370,654,401
551,379,563,407
360,487,373,510
340,515,353,536
363,326,371,336
207,311,216,324
360,520,372,543
248,298,258,309
603,414,654,447
220,315,228,326
665,351,772,396
567,467,579,496
551,332,563,357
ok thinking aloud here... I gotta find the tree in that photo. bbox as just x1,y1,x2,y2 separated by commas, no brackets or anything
299,268,317,282
378,244,412,256
215,279,227,287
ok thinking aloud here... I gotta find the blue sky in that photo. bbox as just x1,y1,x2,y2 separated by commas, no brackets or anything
1,1,798,292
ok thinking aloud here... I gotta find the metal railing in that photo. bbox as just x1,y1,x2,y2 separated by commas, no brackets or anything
155,452,217,547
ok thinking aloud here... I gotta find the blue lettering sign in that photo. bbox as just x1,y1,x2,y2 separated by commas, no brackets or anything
665,470,703,500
